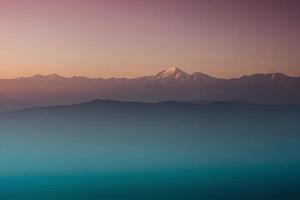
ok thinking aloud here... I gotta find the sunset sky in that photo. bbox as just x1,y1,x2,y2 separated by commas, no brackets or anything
0,0,299,78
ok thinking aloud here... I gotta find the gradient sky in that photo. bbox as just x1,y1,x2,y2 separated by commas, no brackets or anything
0,0,299,78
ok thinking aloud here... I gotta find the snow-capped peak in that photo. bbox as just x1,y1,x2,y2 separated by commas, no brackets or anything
153,67,190,81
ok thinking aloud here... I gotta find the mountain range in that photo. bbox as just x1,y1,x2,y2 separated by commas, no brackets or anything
0,67,299,111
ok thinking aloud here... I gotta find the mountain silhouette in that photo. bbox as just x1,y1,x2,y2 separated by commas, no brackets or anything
0,67,299,111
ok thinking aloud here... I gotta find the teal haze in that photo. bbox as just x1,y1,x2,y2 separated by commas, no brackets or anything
0,100,300,199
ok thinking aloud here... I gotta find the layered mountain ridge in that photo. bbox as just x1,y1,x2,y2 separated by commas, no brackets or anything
0,67,299,111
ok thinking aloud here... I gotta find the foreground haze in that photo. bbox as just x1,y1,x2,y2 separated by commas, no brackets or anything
0,67,299,111
1,100,300,199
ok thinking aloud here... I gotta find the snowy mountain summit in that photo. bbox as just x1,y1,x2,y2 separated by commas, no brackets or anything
153,67,217,81
153,67,190,81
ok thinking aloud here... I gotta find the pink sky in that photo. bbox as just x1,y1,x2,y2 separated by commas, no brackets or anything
0,0,299,78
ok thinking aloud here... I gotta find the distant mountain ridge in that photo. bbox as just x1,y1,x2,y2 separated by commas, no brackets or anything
0,67,299,111
6,67,298,81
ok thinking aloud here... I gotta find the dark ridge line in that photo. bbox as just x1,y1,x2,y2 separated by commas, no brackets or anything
2,99,300,115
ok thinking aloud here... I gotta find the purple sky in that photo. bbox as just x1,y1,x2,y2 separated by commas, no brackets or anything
0,0,299,78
